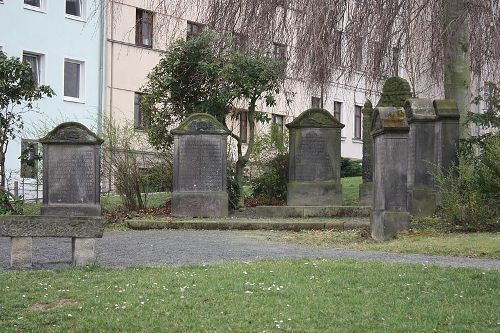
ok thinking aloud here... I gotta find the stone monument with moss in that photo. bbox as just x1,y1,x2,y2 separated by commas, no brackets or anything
171,113,230,217
371,107,410,241
287,108,344,206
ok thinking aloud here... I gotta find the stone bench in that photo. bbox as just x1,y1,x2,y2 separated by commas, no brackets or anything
0,216,104,268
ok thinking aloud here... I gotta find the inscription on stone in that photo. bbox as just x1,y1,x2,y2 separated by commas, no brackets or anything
178,136,223,191
47,146,95,204
295,130,333,181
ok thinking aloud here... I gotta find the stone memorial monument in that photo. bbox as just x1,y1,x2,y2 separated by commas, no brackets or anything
171,113,230,217
376,76,413,108
40,122,103,216
287,108,344,206
434,99,460,173
371,107,410,241
358,100,374,205
405,98,439,216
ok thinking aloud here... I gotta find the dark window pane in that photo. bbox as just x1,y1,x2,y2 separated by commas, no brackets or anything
134,92,148,129
311,96,321,108
334,101,342,122
66,0,81,16
136,9,153,47
240,111,248,143
24,0,41,7
187,22,203,39
64,61,80,98
354,105,362,139
23,54,39,85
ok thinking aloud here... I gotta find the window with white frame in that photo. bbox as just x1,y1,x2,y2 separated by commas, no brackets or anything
23,52,43,86
272,114,284,131
333,101,342,122
354,105,362,139
24,0,45,10
311,96,322,108
66,0,85,18
64,59,84,100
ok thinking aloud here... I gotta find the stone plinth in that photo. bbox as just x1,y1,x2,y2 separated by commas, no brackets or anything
359,100,374,205
434,99,460,173
171,113,230,217
405,99,438,216
371,107,410,241
286,108,344,206
39,122,103,216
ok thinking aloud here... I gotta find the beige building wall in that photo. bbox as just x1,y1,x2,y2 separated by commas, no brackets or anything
106,0,384,163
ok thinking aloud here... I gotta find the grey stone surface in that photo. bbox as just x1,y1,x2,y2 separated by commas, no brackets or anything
171,114,230,217
405,99,438,216
254,205,370,218
72,238,96,266
371,107,410,241
0,216,104,238
359,101,374,205
287,108,344,206
39,122,103,216
434,99,460,173
2,231,499,270
10,237,32,268
358,182,373,206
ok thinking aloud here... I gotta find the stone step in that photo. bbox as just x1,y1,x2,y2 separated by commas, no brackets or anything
254,205,371,218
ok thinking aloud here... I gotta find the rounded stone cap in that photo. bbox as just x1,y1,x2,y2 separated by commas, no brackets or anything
404,98,437,123
433,99,460,119
371,107,409,137
286,108,344,129
39,122,103,145
171,113,231,136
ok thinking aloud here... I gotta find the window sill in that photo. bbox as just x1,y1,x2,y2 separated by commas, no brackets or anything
63,96,85,104
24,5,47,13
352,138,363,144
65,14,86,22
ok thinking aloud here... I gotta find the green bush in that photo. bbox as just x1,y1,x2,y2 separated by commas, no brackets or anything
227,165,242,210
250,125,288,204
341,158,362,177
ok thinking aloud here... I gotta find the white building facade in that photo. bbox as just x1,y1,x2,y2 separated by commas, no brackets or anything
0,0,105,199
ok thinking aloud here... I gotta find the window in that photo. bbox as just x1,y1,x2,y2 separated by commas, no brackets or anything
233,32,248,52
20,139,39,179
24,0,41,8
64,59,84,100
334,30,343,65
311,96,322,108
66,0,84,18
334,101,342,122
392,46,400,76
272,114,284,131
23,52,42,86
136,9,153,48
239,111,248,143
273,43,286,61
134,92,149,130
354,105,362,139
187,21,203,39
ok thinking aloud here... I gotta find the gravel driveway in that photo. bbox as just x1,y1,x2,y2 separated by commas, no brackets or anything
1,230,499,270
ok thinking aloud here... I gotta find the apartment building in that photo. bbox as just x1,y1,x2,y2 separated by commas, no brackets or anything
0,0,105,198
106,0,389,163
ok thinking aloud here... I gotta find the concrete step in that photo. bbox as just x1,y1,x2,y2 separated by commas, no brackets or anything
255,205,371,218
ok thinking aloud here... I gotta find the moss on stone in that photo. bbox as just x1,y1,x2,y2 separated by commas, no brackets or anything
377,77,412,108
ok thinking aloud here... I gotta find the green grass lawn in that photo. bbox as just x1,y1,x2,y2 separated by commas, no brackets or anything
261,230,500,259
341,176,362,205
0,260,498,332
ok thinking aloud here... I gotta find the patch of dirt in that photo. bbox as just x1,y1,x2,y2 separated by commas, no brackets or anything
105,200,171,224
29,298,79,311
244,196,285,207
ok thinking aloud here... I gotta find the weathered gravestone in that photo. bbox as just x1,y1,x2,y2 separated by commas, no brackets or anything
40,122,103,216
171,113,230,217
371,107,410,241
434,99,460,173
287,108,344,206
376,76,413,108
358,100,374,205
405,98,438,216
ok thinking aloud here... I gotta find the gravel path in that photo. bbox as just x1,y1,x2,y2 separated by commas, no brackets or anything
1,230,499,270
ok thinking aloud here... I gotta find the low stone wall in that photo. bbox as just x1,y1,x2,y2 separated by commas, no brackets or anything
0,216,104,268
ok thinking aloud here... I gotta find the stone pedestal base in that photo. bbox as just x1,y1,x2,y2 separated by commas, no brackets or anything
10,237,33,268
72,238,96,266
358,182,373,206
171,191,228,217
371,210,410,241
41,204,102,216
287,180,342,206
407,187,437,216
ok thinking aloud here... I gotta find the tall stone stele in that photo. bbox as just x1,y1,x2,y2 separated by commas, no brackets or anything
434,99,460,174
287,108,344,206
171,113,230,217
371,107,410,241
40,122,103,216
358,100,374,205
405,99,439,216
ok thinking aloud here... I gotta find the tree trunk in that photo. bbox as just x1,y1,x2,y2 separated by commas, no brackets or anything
443,0,471,139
